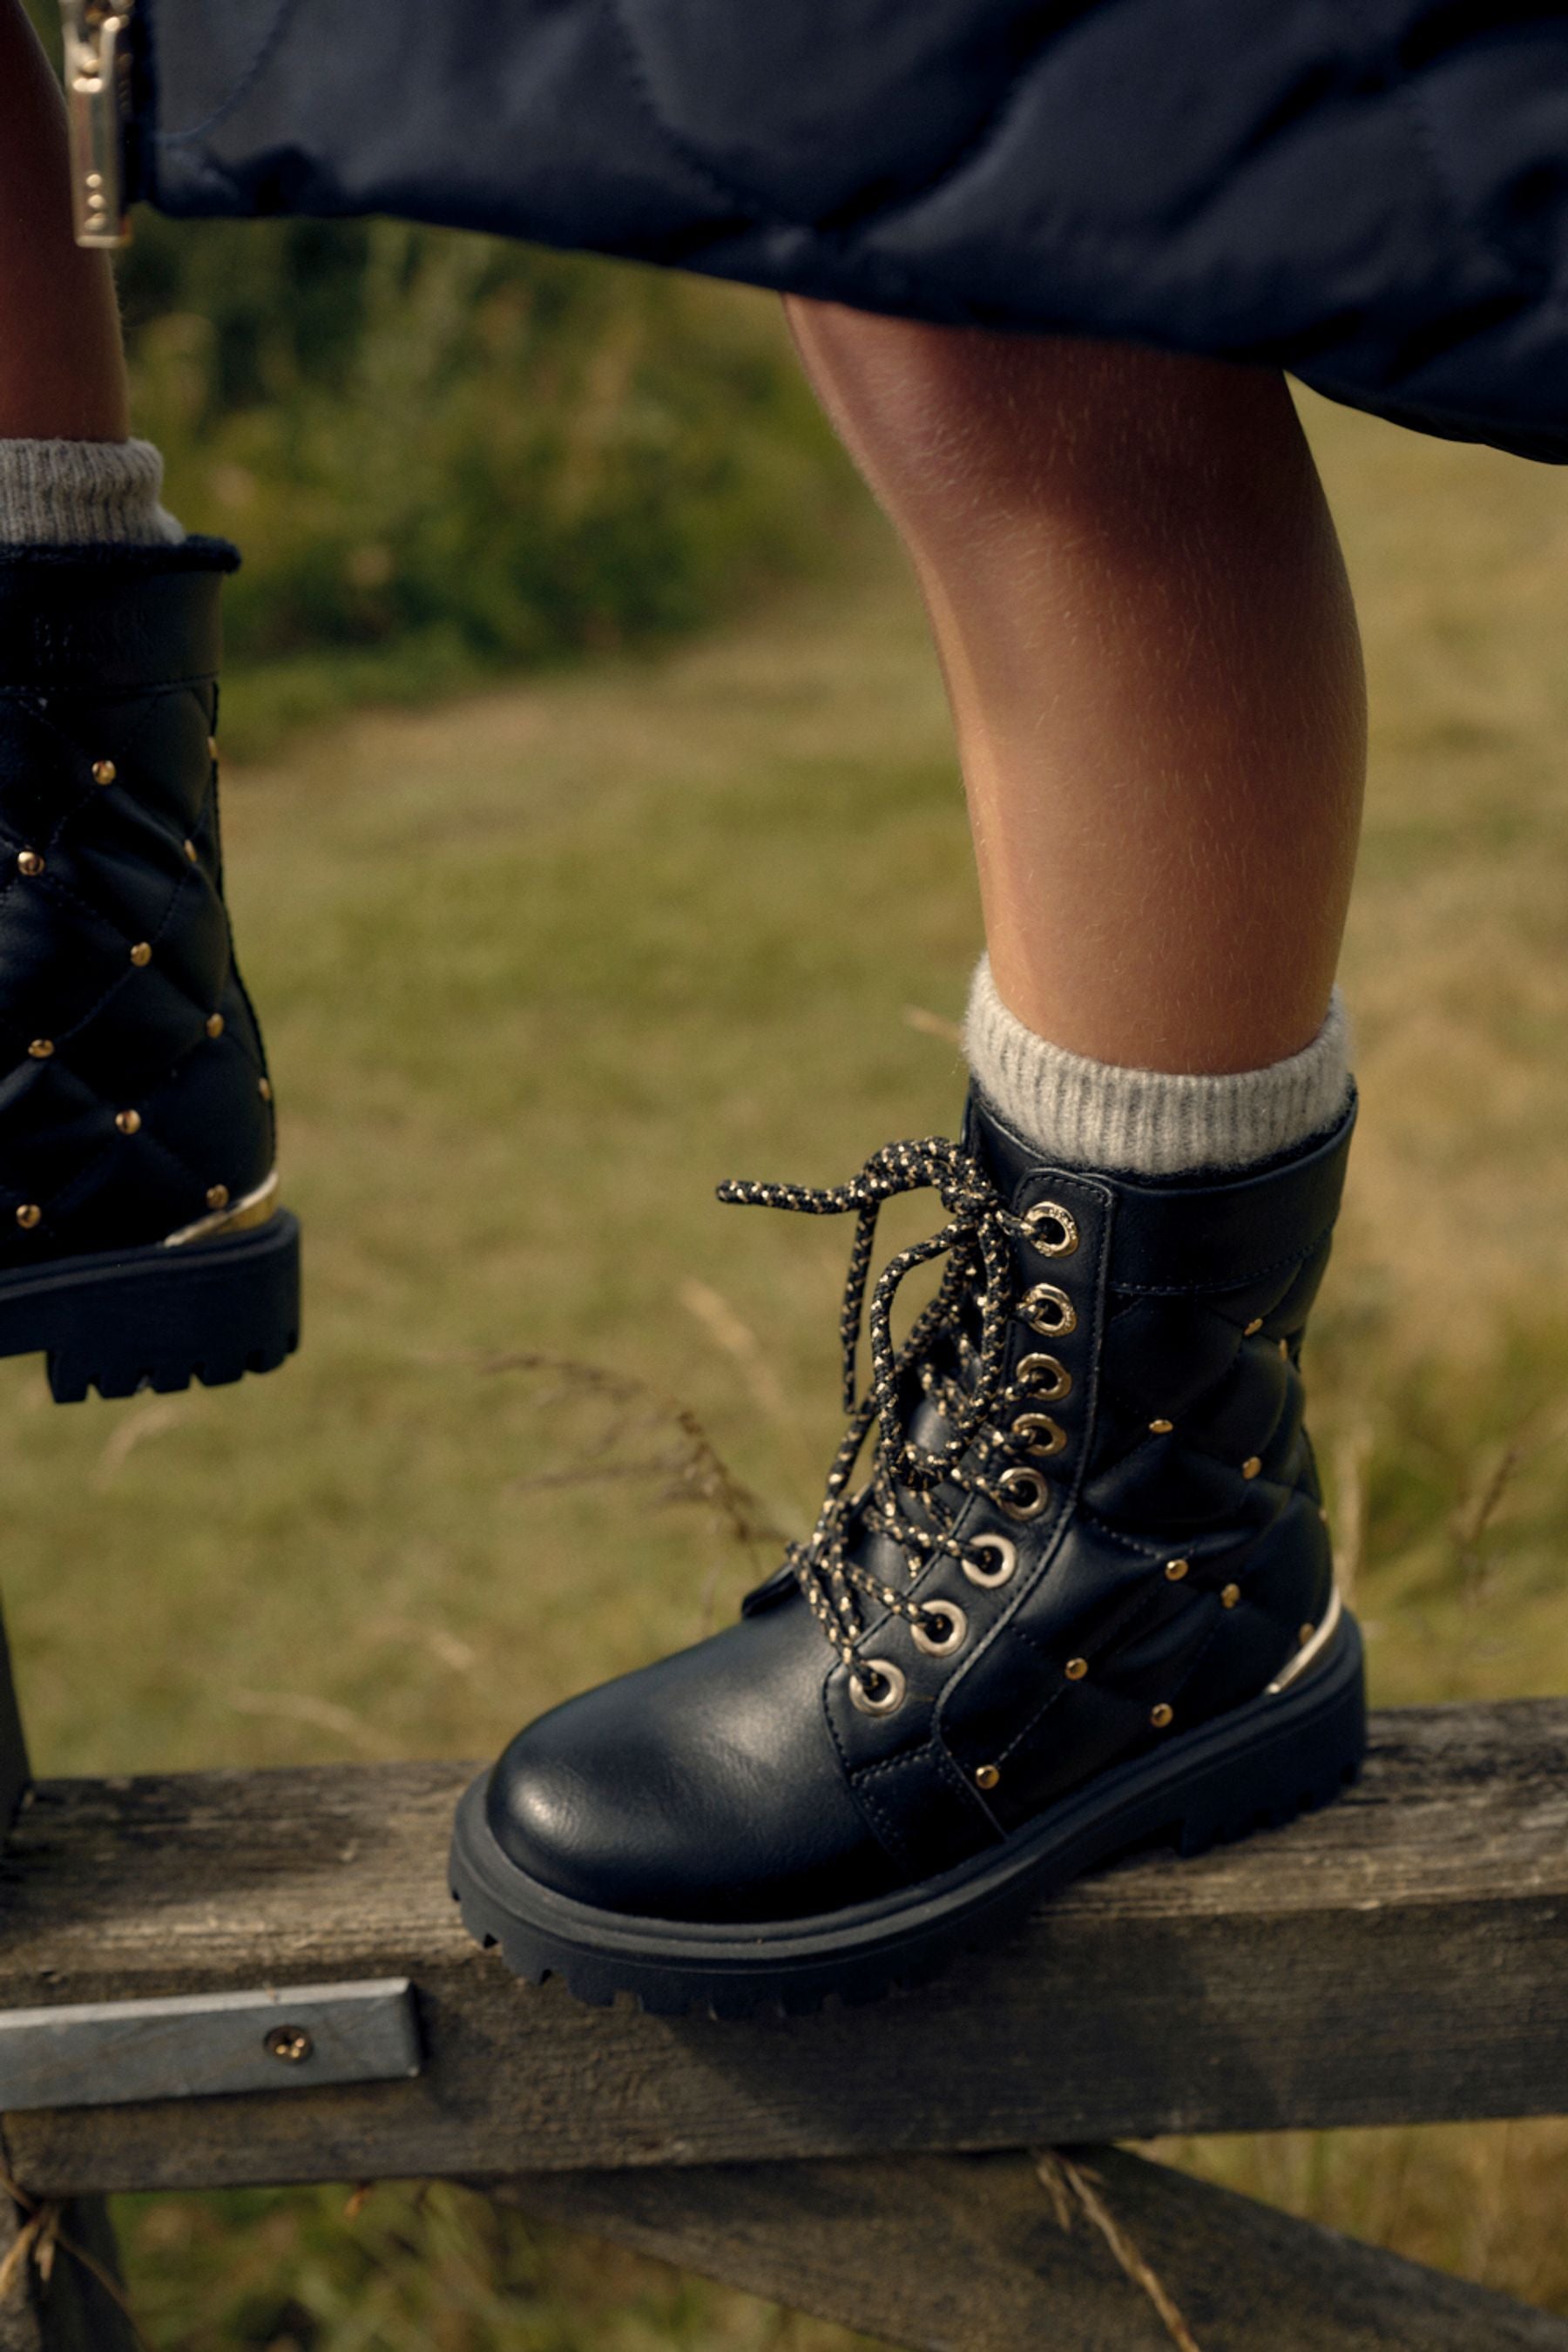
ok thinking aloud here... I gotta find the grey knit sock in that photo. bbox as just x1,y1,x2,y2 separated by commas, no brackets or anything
0,438,183,546
963,955,1351,1177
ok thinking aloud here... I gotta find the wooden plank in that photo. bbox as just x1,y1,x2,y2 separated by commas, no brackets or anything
0,1700,1564,2196
497,2146,1568,2352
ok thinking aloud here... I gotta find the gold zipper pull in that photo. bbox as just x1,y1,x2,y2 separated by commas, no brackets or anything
61,0,136,250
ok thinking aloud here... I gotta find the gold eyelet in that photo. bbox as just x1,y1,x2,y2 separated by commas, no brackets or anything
91,759,117,787
1064,1657,1088,1681
1013,1412,1067,1460
975,1762,1000,1792
1151,1702,1174,1729
910,1602,968,1659
15,1204,40,1230
1165,1558,1189,1582
848,1659,906,1717
115,1110,141,1136
1221,1583,1241,1609
962,1533,1017,1590
26,1039,52,1060
1017,1352,1071,1402
1022,1200,1078,1258
997,1466,1050,1522
1020,1282,1076,1338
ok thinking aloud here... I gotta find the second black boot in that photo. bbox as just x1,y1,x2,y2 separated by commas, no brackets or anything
452,1089,1364,2015
0,539,298,1401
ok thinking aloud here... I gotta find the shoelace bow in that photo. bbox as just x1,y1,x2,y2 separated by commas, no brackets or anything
719,1137,1043,1667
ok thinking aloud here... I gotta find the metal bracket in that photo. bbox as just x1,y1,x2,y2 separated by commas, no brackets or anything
0,1978,422,2111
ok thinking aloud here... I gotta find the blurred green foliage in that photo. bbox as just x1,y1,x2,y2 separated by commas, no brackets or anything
117,216,843,689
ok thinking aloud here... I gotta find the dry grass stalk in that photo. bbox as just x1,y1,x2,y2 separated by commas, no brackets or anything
1330,1425,1372,1607
228,1688,393,1756
1033,2149,1203,2352
1451,1418,1537,1609
481,1349,787,1571
0,2168,154,2351
678,1279,792,1424
902,1004,963,1046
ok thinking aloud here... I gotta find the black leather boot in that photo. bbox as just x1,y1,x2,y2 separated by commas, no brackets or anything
0,540,298,1401
452,1089,1364,2014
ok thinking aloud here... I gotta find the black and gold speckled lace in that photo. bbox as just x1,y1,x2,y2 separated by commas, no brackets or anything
719,1137,1056,1673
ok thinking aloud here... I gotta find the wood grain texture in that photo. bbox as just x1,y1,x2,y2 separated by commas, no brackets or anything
0,1701,1564,2197
497,2146,1568,2351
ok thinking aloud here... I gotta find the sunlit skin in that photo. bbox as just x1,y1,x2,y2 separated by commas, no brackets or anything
787,301,1367,1075
0,0,127,439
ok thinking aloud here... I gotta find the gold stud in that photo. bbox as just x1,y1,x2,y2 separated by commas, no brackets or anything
1318,1506,1329,1525
258,1077,273,1103
1221,1583,1241,1608
1149,1416,1174,1436
1150,1703,1174,1730
1241,1456,1262,1480
1299,1622,1315,1646
1244,1316,1263,1336
1064,1657,1088,1681
26,1039,52,1060
207,735,219,760
1164,1558,1189,1582
115,1109,141,1135
975,1763,1000,1792
129,943,152,966
184,839,199,863
91,759,117,787
15,1204,39,1230
17,851,43,877
1279,1338,1289,1359
205,1184,229,1212
206,1013,225,1039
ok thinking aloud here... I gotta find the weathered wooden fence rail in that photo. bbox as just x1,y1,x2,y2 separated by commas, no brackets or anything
0,1692,1565,2345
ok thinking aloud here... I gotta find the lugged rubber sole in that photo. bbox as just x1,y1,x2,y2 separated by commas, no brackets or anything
449,1612,1367,2018
0,1210,301,1402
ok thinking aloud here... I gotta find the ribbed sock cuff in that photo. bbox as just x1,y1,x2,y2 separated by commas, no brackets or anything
0,439,184,547
963,956,1352,1177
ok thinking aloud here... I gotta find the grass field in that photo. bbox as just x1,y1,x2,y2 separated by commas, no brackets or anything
7,379,1568,2343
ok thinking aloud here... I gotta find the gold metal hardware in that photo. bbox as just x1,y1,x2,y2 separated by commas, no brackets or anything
205,1184,229,1212
1013,1412,1067,1459
15,1205,40,1230
91,759,117,787
206,1014,225,1039
184,839,199,862
1021,1200,1078,1257
1267,1586,1344,1694
1020,1282,1076,1338
129,942,151,966
962,1533,1017,1590
207,735,219,760
1064,1657,1088,1681
849,1659,906,1717
1299,1622,1315,1646
1244,1316,1263,1336
1165,1558,1189,1582
263,2024,314,2065
1279,1338,1289,1358
1221,1583,1240,1608
1150,1703,1174,1729
17,852,43,877
27,1040,52,1060
162,1170,280,1249
1241,1456,1262,1480
63,1,137,249
1017,1352,1071,1402
259,1078,273,1102
1148,1417,1173,1435
910,1602,967,1659
997,1465,1050,1521
975,1763,1000,1792
115,1109,141,1135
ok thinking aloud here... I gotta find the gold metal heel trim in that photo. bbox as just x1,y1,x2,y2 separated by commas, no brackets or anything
161,1171,280,1250
1266,1585,1344,1696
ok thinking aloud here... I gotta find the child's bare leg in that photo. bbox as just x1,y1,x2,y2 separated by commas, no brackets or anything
786,303,1365,1081
0,0,127,438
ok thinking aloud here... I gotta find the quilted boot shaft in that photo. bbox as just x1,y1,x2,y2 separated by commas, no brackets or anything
0,539,275,1261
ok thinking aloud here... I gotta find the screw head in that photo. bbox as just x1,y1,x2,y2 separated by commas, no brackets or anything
263,2024,313,2065
91,760,117,787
